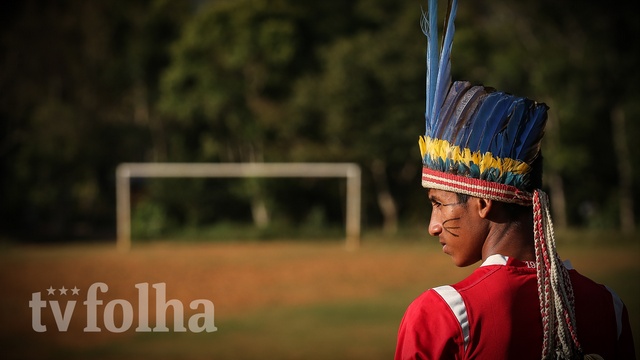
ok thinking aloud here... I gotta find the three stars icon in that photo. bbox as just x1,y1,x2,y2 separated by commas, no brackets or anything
45,286,81,295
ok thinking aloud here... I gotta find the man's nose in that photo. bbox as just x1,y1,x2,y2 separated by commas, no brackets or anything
429,215,442,236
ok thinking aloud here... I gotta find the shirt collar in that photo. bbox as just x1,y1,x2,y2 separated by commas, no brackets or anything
480,253,573,269
481,254,509,266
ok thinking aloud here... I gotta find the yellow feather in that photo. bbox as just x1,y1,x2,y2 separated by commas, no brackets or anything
450,145,461,162
462,148,473,164
514,161,531,174
419,136,427,158
420,135,532,182
480,152,494,173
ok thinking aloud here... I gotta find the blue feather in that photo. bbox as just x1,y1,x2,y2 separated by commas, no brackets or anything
422,1,439,134
432,0,458,128
499,99,527,159
513,104,547,162
447,85,486,145
423,0,458,137
469,163,480,178
472,93,513,153
455,86,489,150
494,99,526,158
435,81,470,139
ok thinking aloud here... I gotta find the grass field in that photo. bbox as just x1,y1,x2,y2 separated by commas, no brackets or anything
0,235,638,359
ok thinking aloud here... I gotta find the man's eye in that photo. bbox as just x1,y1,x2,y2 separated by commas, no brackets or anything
431,201,441,208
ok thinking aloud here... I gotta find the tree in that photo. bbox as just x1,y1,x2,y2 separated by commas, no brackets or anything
2,0,637,241
0,0,188,239
158,0,313,227
453,0,640,230
287,0,426,233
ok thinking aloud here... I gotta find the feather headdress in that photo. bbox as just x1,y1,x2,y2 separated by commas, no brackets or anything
419,1,583,358
419,0,548,197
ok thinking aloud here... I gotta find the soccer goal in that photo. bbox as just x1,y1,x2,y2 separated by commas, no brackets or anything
116,162,362,251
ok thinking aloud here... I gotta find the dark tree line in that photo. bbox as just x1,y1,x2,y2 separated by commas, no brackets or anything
1,0,638,241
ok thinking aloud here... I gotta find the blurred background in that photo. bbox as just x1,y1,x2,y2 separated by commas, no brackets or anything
1,0,640,242
1,1,639,359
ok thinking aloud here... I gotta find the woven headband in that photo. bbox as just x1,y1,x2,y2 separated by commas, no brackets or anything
422,168,532,205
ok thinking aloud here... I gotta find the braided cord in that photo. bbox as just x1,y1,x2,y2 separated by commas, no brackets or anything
533,190,582,359
534,192,553,357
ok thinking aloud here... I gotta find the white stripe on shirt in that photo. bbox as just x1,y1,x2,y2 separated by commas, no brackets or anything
605,286,624,339
433,285,470,351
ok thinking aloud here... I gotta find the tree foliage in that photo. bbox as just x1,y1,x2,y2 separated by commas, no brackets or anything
1,0,638,240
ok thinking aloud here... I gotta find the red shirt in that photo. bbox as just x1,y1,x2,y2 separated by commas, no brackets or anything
395,254,636,359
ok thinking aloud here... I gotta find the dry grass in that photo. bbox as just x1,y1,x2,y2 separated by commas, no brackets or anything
0,238,638,359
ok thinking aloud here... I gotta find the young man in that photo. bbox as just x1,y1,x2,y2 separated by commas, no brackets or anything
394,1,636,359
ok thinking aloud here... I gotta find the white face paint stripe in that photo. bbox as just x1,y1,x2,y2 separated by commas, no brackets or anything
605,286,624,339
433,285,470,351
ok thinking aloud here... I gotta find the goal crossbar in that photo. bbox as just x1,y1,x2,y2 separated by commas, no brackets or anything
116,162,361,251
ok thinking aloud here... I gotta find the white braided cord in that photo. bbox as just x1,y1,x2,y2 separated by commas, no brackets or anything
534,190,582,359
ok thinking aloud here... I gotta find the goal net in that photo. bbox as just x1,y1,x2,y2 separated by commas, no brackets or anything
116,163,361,251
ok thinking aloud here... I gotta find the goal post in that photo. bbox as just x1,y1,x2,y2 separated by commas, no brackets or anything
116,162,361,251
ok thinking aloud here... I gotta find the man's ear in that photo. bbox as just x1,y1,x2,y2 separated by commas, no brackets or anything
476,198,493,219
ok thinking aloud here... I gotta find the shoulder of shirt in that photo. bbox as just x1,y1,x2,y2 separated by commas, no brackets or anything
425,254,533,295
410,254,581,306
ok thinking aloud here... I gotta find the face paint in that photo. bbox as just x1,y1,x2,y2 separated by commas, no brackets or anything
430,198,466,238
428,189,486,267
442,217,461,237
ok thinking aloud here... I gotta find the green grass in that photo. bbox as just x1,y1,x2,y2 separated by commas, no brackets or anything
134,221,347,243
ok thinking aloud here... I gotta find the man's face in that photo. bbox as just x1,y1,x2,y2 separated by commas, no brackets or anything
427,189,486,267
